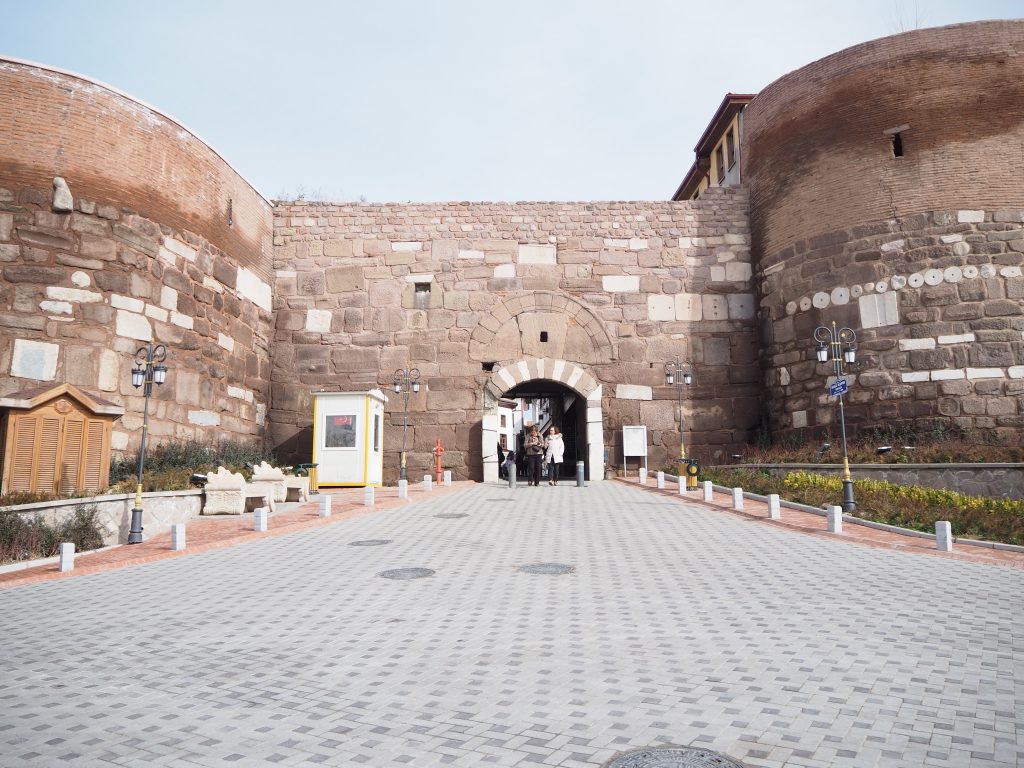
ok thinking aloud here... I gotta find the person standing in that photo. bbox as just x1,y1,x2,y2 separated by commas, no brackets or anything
545,426,564,485
523,424,546,487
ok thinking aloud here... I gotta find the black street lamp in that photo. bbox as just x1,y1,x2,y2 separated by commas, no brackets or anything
813,321,857,513
664,356,695,489
127,343,168,544
392,367,420,482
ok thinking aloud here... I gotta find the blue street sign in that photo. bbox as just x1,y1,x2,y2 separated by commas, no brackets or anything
829,379,849,397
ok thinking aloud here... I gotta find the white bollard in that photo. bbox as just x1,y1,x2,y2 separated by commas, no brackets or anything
639,468,647,485
443,470,452,486
398,479,408,499
318,495,331,518
732,487,744,510
827,505,843,534
702,480,713,502
656,471,665,489
171,523,186,551
423,474,432,492
363,486,375,507
768,494,781,520
935,520,953,551
254,506,268,532
59,542,75,573
678,475,686,495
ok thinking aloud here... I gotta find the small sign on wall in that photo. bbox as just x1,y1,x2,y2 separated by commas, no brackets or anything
622,425,648,477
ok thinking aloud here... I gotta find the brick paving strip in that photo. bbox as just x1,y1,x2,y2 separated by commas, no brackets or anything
0,481,474,590
617,477,1024,570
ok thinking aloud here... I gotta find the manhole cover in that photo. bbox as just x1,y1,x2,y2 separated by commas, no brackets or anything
435,513,468,519
349,539,392,546
518,563,575,575
378,568,435,580
605,747,746,768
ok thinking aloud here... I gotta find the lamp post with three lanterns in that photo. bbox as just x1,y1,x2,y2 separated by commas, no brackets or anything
664,356,697,490
392,367,420,481
813,321,857,513
127,343,169,544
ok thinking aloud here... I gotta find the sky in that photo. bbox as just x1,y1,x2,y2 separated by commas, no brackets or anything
2,0,1022,203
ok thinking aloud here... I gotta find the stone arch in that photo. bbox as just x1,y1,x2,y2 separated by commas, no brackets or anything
469,291,614,364
480,357,604,483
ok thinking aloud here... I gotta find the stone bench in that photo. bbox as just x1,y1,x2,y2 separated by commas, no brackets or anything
284,475,310,503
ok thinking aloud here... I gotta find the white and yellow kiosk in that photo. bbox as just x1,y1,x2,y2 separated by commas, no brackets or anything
312,390,387,487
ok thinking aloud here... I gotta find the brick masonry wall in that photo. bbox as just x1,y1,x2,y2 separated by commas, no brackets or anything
742,20,1024,266
0,58,273,281
760,207,1024,443
0,183,274,455
270,190,761,480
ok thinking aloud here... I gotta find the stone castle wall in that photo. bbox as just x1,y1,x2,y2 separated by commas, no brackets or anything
270,190,761,480
0,59,275,455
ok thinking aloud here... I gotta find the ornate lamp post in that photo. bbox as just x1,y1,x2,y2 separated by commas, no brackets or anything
392,367,420,481
127,343,168,544
813,321,857,513
664,357,695,489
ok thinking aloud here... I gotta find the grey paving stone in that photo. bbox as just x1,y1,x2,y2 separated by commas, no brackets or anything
0,482,1021,767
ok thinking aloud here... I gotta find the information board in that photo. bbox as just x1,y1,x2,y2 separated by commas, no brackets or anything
622,425,648,457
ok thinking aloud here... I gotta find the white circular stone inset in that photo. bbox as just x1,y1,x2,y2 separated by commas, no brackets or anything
924,269,944,286
1000,266,1022,278
875,281,888,292
785,301,798,316
865,282,875,293
980,264,997,278
943,266,963,283
908,273,925,287
952,241,971,256
812,292,831,309
962,265,979,279
850,284,864,298
891,275,907,289
799,296,812,311
830,286,850,305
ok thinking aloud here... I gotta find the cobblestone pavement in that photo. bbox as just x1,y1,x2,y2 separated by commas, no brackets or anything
1,482,1021,768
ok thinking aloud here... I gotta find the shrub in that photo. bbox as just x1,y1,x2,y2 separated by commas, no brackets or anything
0,504,106,564
108,438,276,492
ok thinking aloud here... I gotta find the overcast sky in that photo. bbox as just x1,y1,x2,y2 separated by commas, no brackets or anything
2,1,1021,203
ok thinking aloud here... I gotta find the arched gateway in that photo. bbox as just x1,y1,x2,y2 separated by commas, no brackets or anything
481,358,604,483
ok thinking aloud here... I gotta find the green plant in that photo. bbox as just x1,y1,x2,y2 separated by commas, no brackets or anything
109,438,276,491
0,504,106,564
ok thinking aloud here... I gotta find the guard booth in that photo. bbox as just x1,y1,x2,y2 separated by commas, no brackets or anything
312,390,386,487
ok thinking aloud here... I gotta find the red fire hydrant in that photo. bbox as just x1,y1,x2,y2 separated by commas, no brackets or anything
433,439,444,484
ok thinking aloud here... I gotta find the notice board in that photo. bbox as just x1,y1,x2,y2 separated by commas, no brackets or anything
622,425,648,457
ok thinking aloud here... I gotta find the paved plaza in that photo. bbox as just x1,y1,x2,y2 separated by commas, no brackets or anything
0,482,1021,767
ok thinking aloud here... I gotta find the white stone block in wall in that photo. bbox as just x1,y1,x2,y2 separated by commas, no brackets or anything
791,410,808,428
647,294,676,321
710,265,726,282
938,333,975,345
217,333,235,352
145,304,168,322
966,368,1004,380
628,238,648,251
59,542,75,572
458,249,485,260
901,372,930,383
603,238,629,248
163,237,197,262
931,369,966,381
1009,366,1024,379
880,239,905,252
255,403,266,426
602,275,640,292
160,286,178,311
236,267,272,312
40,300,72,315
115,310,152,342
404,273,434,283
727,294,755,320
899,338,935,351
518,244,556,264
305,309,332,333
188,410,221,426
827,506,843,534
111,431,129,451
97,349,119,392
725,262,752,282
935,521,953,552
71,271,90,287
702,295,728,320
392,241,423,251
158,246,178,265
957,210,985,223
587,384,602,402
203,277,223,294
170,311,193,329
677,237,692,248
615,384,652,400
493,264,515,278
940,234,963,243
859,292,899,329
586,406,602,422
675,293,702,321
46,287,102,303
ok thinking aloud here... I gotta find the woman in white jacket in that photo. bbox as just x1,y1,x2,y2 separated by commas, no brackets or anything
544,426,565,485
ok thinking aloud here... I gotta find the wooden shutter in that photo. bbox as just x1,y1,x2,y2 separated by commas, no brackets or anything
59,418,85,495
9,415,37,492
83,420,106,492
35,416,62,495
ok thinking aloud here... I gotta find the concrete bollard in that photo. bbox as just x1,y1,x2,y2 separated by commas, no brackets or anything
508,466,517,488
576,461,585,487
678,475,686,495
398,479,408,499
423,474,432,492
639,468,647,485
443,470,452,486
59,542,75,573
318,495,331,518
768,494,781,520
732,487,744,510
702,480,713,502
827,505,842,534
254,506,268,532
363,486,375,507
935,520,953,551
171,523,186,551
656,471,665,489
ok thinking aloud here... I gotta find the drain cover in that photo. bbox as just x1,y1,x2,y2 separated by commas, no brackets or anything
378,568,435,580
605,747,746,768
518,563,575,575
349,539,392,546
435,513,468,519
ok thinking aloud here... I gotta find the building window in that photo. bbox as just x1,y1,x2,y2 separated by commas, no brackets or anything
725,129,736,169
500,434,508,450
714,147,725,185
500,414,507,428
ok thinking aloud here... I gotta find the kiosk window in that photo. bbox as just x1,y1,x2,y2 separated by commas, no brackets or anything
373,414,381,452
325,414,357,448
